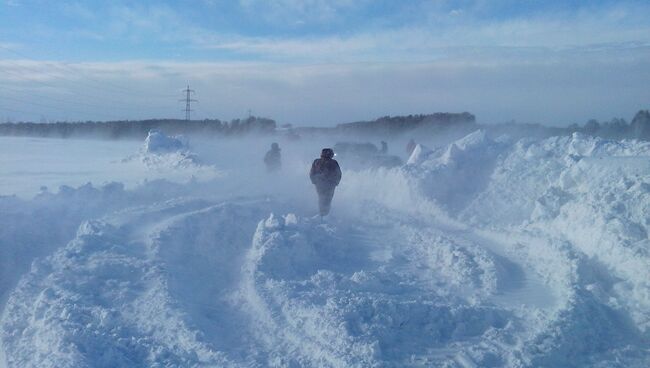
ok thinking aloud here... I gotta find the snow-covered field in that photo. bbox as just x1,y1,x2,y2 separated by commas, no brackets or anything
1,130,649,367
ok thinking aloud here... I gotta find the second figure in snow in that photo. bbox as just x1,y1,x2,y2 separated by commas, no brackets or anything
310,148,342,217
264,142,282,172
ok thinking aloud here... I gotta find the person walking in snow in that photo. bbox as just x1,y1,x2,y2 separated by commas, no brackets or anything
380,141,388,154
264,142,282,172
310,148,342,217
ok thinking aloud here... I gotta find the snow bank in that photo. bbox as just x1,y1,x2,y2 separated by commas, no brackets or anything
144,129,187,154
120,130,220,183
1,199,261,367
337,130,650,365
2,131,650,366
396,131,650,364
140,130,199,169
0,180,199,307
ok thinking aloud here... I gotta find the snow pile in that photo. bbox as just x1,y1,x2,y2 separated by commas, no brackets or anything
399,131,650,365
405,143,433,165
0,183,129,307
120,130,220,183
459,133,650,226
402,130,508,214
2,131,650,367
0,181,194,309
144,129,187,154
1,199,260,367
124,129,199,170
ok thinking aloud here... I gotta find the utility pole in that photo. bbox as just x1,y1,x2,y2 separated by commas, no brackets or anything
180,85,197,121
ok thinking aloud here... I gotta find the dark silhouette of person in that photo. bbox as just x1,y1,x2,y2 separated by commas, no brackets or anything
380,141,388,154
309,148,342,216
406,139,416,156
264,142,281,172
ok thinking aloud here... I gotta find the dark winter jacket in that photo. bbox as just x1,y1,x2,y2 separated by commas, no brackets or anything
264,148,281,171
309,158,342,188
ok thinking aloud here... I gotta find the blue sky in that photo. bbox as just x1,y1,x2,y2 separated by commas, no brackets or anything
1,0,649,125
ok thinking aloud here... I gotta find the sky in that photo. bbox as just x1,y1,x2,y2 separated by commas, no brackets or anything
0,0,649,126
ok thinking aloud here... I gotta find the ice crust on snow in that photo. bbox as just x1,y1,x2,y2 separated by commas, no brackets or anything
1,130,650,367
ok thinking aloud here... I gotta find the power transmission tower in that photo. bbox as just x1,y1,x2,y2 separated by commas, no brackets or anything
180,85,197,121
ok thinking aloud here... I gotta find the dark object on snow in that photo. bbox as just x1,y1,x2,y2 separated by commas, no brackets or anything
333,142,378,157
310,148,342,216
264,142,281,172
370,155,402,168
333,141,402,169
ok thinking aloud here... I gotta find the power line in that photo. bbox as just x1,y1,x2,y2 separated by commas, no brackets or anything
0,50,212,122
0,65,180,120
180,85,197,121
0,65,168,111
0,44,178,99
0,94,126,121
3,85,136,113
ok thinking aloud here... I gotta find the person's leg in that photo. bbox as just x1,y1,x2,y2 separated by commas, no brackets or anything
317,186,335,216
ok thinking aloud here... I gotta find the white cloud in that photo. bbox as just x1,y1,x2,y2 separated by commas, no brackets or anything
59,2,97,21
1,57,648,126
35,1,648,65
190,2,650,63
238,0,368,26
2,2,649,124
0,41,21,50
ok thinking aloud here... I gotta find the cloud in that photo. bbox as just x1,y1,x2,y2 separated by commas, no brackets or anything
11,1,647,65
238,0,369,26
189,1,650,63
58,2,97,21
1,56,648,126
0,41,21,50
1,1,648,124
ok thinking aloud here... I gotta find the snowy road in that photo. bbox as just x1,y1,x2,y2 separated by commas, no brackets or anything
1,132,650,366
0,197,569,366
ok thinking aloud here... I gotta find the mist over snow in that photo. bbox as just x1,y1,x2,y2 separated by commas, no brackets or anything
1,1,650,366
0,129,649,367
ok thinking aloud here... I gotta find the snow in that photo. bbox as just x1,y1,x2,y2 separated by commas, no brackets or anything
143,129,187,154
1,130,649,367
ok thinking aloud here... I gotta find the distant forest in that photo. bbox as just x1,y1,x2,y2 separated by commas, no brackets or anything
0,117,276,139
484,110,650,141
1,110,649,141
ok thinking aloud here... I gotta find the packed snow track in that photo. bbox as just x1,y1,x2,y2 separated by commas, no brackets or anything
1,131,649,367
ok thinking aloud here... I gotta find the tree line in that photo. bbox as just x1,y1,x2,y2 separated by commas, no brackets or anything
0,117,276,139
1,110,649,141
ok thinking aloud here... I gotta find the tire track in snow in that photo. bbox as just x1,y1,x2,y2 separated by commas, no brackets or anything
331,201,566,366
4,192,638,367
237,209,539,367
0,198,258,367
144,201,270,365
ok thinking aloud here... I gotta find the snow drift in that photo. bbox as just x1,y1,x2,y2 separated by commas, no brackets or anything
120,129,220,185
143,129,188,154
1,130,650,367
